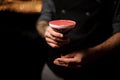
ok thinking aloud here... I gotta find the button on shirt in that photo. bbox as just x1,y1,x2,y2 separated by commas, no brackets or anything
96,0,101,3
85,12,91,16
61,9,66,14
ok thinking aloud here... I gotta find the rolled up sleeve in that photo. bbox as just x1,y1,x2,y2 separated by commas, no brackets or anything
112,1,120,34
37,0,55,22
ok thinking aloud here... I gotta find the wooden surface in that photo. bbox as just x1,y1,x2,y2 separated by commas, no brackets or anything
0,0,42,14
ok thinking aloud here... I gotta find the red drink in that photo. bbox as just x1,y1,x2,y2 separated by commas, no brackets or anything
49,20,76,33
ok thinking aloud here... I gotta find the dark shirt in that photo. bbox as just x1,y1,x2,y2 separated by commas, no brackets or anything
112,0,120,34
38,0,120,50
38,0,120,78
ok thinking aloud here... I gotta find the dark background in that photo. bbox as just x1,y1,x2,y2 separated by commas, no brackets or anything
0,11,47,80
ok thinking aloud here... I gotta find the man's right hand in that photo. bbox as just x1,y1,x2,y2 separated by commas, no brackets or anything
44,26,70,48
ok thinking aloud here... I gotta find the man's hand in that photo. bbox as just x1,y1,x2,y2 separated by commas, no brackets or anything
54,51,84,69
53,32,120,68
44,26,70,48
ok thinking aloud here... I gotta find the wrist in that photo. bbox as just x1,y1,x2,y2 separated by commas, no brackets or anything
36,20,48,38
81,47,99,65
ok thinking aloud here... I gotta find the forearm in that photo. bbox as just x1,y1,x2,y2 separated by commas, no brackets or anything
86,32,120,58
92,32,119,52
36,20,49,38
87,0,120,56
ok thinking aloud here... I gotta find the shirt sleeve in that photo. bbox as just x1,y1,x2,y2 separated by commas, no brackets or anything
112,0,120,34
37,0,55,22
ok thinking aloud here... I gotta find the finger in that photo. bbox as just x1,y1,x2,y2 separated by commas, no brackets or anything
58,57,81,64
45,30,55,40
45,36,70,48
45,30,69,44
59,63,69,67
54,58,68,65
55,58,74,65
53,58,61,65
54,59,69,67
46,37,63,48
45,37,58,45
45,27,63,40
45,31,61,47
54,58,81,68
48,27,63,38
48,42,60,48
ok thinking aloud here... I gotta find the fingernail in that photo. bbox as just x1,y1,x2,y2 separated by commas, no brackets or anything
60,34,63,37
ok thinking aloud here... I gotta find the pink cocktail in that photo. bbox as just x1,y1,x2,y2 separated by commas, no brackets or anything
49,20,76,33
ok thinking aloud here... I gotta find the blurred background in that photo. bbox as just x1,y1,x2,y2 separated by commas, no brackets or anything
0,0,63,80
0,0,44,79
0,0,42,49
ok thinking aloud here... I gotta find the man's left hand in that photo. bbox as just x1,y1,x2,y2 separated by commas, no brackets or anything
54,51,84,69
